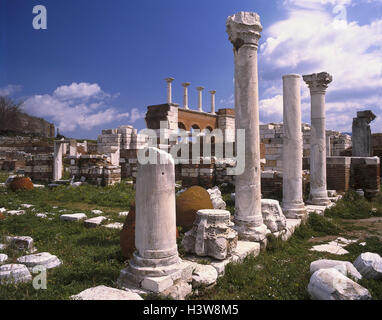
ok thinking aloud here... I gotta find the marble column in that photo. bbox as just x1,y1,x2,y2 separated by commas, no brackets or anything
197,87,204,112
127,147,180,279
209,90,216,114
165,77,175,104
303,72,332,206
53,141,63,181
281,74,307,219
352,110,376,157
226,12,268,242
182,82,190,109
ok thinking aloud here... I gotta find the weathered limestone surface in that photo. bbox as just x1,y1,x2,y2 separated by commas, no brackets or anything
308,268,371,300
0,254,8,265
71,285,143,300
182,209,238,260
352,111,376,157
0,264,32,284
303,72,332,206
353,252,382,280
281,74,307,219
261,199,286,233
310,259,362,281
119,148,181,285
226,11,267,242
207,186,226,210
60,213,87,222
6,236,35,252
192,264,218,288
17,252,62,270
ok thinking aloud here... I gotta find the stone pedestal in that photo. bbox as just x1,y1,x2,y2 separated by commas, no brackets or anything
352,110,376,157
281,74,307,219
226,12,268,242
53,141,63,181
182,209,238,260
303,72,332,206
119,148,181,285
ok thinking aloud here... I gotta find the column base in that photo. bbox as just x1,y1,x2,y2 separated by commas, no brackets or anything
282,202,308,220
233,220,270,242
307,194,331,206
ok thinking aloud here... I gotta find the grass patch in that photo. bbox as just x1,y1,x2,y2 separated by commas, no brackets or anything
325,189,382,219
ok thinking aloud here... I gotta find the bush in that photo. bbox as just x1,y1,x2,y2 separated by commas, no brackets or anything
9,176,34,192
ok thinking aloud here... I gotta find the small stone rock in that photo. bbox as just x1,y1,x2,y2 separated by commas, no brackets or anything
0,208,6,213
7,210,26,216
0,254,8,265
6,236,35,252
0,264,32,284
36,213,48,219
207,186,226,210
17,252,62,270
103,222,123,230
161,280,192,300
119,211,129,217
308,268,371,300
84,216,107,228
91,210,103,215
71,285,143,300
0,244,7,251
192,264,218,288
310,259,362,281
21,204,34,209
353,252,382,280
60,213,87,222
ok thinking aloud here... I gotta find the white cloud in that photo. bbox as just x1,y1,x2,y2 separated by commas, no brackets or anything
130,108,145,123
258,0,382,132
0,84,22,96
259,95,284,121
21,82,138,132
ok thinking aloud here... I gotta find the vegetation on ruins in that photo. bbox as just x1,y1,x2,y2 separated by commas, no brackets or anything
0,180,381,300
9,176,34,192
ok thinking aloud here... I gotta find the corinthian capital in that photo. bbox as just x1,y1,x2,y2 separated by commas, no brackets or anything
226,12,262,50
303,72,333,94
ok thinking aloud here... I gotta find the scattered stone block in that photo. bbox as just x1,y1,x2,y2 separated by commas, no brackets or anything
60,213,87,222
91,210,103,215
141,276,174,293
21,204,34,209
0,208,6,213
103,222,123,230
119,211,129,217
36,213,48,219
6,236,36,252
310,243,349,255
308,268,371,300
232,241,261,262
71,285,143,300
7,210,26,216
0,254,8,265
84,216,107,228
161,280,192,300
0,264,32,284
207,186,226,210
17,252,62,270
310,259,362,281
192,264,218,288
0,244,7,251
353,252,382,280
261,199,287,233
182,209,238,260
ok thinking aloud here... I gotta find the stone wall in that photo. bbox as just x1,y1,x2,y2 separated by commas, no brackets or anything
326,157,351,192
24,154,53,182
350,157,380,198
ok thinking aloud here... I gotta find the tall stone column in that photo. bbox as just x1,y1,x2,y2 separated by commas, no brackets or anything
127,147,181,279
182,82,190,109
281,74,307,219
209,90,216,114
197,87,204,112
53,141,63,181
226,12,268,242
303,72,332,206
165,77,175,104
352,110,376,157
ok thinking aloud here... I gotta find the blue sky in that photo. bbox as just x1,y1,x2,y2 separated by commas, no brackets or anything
1,0,381,139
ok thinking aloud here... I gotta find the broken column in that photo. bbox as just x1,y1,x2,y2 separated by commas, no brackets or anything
69,139,77,157
197,87,204,112
53,141,63,181
282,74,307,219
182,82,190,109
303,72,333,205
165,77,175,104
226,12,268,241
119,147,181,284
352,110,376,157
209,90,216,114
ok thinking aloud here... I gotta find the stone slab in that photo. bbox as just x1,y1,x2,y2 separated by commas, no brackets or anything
103,222,123,230
84,216,107,228
141,275,174,293
0,254,8,265
7,210,26,216
0,264,32,284
60,213,87,222
17,252,62,270
71,285,143,300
